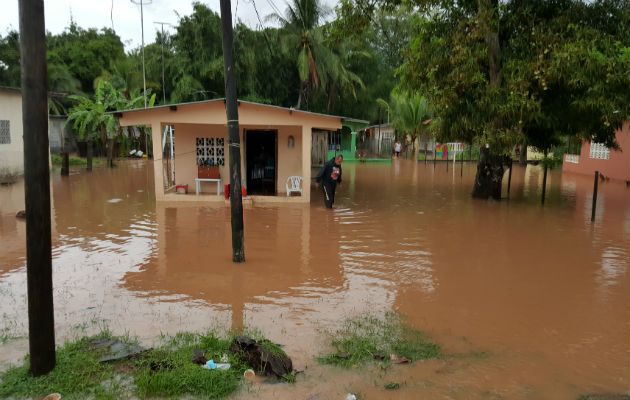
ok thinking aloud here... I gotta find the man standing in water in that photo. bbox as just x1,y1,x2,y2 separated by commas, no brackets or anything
316,155,343,209
394,140,402,158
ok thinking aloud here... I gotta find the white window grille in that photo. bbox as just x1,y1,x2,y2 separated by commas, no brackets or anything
196,137,225,166
589,142,610,160
0,120,9,144
565,154,579,164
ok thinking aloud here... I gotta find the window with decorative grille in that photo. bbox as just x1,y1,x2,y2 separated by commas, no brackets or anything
196,137,225,166
0,120,10,144
589,142,610,160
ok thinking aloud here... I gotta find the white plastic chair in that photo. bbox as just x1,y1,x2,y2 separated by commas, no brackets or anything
286,176,303,196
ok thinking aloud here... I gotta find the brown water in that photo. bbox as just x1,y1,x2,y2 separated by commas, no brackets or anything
1,159,628,399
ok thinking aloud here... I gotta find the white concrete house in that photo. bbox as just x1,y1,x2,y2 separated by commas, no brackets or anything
0,87,25,179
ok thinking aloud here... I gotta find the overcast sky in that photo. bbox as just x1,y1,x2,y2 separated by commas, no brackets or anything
1,0,338,51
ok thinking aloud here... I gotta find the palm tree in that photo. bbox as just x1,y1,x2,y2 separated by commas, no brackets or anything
67,81,152,169
47,63,82,115
321,43,367,111
379,94,432,159
267,0,329,109
93,57,144,100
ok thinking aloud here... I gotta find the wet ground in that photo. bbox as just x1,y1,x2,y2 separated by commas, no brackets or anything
1,159,628,399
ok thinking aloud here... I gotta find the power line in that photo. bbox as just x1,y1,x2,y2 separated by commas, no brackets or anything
265,0,283,18
250,0,274,54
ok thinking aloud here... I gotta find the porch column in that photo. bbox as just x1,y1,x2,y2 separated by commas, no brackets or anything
151,120,165,200
301,125,312,202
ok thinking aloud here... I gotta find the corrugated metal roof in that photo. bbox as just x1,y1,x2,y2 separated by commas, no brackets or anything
109,97,369,124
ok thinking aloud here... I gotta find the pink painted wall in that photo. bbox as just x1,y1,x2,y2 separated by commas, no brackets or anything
563,122,630,182
117,100,341,201
172,123,303,194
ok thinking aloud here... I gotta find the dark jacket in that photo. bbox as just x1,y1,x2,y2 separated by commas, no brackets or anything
316,158,342,186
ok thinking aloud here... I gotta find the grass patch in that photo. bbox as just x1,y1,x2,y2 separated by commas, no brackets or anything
50,154,104,167
0,330,281,399
317,313,440,368
135,331,249,398
0,334,128,400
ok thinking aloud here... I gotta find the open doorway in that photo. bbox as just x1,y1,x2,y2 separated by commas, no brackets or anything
246,130,277,195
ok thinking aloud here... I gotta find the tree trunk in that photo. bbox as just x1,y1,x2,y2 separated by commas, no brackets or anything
296,81,305,110
472,146,505,200
86,140,93,171
479,0,502,87
473,0,504,200
61,131,69,176
413,135,419,160
424,136,428,164
519,144,527,165
61,152,69,176
107,138,114,168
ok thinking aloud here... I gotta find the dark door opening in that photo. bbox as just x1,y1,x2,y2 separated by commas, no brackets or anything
246,130,277,195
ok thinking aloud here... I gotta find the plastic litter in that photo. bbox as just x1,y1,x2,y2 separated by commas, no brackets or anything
346,394,357,400
202,360,231,370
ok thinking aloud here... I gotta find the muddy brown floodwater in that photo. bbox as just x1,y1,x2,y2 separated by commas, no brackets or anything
1,159,628,399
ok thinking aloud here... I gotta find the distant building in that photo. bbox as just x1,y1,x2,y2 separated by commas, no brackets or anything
361,123,395,156
562,122,629,182
0,86,71,179
0,87,25,178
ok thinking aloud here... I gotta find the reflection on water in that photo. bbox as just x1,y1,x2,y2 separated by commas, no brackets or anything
0,159,628,398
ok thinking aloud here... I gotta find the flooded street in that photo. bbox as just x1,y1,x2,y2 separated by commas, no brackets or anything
1,159,628,399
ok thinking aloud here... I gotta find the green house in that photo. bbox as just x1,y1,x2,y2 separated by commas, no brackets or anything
326,118,366,161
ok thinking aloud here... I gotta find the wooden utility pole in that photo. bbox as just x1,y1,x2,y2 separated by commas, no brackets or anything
219,0,245,262
19,0,56,376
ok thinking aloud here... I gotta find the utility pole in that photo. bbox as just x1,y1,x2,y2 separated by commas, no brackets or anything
219,0,245,262
153,21,172,103
131,0,151,108
19,0,56,376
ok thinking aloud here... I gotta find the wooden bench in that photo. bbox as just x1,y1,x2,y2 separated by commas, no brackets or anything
195,178,222,195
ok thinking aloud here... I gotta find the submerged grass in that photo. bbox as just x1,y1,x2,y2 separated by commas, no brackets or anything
317,313,441,368
50,154,105,167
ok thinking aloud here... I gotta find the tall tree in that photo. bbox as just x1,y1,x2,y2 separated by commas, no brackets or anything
0,30,21,88
267,0,331,109
46,23,125,94
394,0,630,199
171,3,225,103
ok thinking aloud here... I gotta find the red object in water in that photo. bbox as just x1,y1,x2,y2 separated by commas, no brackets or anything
224,185,247,198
